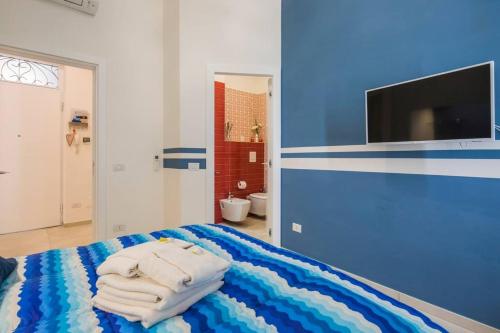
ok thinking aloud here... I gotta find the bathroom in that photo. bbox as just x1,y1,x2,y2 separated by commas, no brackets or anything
214,75,271,242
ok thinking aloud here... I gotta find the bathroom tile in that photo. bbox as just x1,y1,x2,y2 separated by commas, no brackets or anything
224,87,267,144
221,216,270,243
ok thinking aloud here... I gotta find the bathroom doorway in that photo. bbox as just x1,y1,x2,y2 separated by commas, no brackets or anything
214,75,270,241
0,49,96,256
206,66,281,246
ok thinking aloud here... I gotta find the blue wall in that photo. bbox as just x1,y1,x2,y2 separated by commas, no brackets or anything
281,0,500,328
282,0,500,147
282,170,500,328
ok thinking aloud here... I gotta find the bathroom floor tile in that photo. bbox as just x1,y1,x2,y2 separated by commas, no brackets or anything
221,215,271,243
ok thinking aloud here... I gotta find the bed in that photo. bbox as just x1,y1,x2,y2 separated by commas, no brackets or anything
0,224,446,332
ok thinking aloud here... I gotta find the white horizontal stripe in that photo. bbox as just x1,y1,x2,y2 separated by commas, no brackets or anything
163,153,207,159
282,141,500,154
281,158,500,179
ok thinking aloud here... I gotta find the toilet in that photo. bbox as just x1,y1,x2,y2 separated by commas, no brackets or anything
248,192,267,217
220,198,251,222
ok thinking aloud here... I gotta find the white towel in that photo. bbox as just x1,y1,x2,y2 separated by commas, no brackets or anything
97,238,193,277
97,290,159,309
93,280,223,328
96,256,139,278
138,246,230,292
97,274,171,301
96,273,224,310
138,254,189,292
100,285,159,303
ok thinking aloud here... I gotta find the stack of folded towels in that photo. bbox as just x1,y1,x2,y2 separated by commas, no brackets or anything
92,238,230,328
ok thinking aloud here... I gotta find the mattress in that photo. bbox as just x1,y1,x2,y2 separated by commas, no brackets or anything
0,224,446,332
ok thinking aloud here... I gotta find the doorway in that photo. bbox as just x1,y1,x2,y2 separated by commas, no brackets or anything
214,75,271,241
0,50,96,256
206,65,281,246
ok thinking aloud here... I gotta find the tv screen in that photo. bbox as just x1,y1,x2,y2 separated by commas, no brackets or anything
366,62,494,143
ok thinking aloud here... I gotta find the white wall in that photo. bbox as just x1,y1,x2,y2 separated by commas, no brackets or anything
215,75,269,94
179,0,281,148
164,0,182,228
62,66,93,224
0,0,280,234
164,0,281,226
0,0,165,237
164,0,181,149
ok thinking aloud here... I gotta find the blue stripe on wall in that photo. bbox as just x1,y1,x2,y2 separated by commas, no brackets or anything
282,149,500,159
163,148,207,154
163,158,206,169
281,168,500,328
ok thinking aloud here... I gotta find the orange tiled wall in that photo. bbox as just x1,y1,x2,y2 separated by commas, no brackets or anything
225,87,267,143
214,81,265,223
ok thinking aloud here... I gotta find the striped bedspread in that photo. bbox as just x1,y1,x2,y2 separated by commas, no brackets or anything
0,224,446,332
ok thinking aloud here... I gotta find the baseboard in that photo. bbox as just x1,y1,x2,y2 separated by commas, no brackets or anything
62,220,92,226
332,266,499,333
280,246,498,332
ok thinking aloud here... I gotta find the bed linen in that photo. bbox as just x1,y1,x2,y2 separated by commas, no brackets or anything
0,224,446,333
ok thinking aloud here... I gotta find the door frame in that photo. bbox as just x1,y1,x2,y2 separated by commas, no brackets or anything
0,44,107,241
206,64,281,246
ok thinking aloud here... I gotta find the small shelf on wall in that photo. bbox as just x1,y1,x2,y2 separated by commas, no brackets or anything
68,122,88,127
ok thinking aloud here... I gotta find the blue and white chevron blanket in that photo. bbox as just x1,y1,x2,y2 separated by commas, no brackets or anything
0,224,446,332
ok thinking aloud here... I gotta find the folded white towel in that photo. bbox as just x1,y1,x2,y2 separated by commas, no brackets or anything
97,238,193,277
93,280,223,328
100,285,159,303
96,273,224,310
96,256,139,278
138,254,189,292
97,290,159,309
97,274,171,302
139,246,230,292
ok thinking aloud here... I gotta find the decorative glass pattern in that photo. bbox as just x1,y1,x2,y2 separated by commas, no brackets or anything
0,54,59,88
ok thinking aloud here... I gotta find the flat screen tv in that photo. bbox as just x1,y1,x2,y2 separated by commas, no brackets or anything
366,62,495,144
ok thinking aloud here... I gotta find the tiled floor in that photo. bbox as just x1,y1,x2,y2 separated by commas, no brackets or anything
221,215,271,243
0,222,94,258
0,217,270,258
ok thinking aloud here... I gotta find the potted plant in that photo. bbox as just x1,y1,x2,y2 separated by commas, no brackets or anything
251,119,263,142
224,121,233,141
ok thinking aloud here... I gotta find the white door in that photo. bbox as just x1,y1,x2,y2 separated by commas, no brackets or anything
0,80,62,234
266,77,273,239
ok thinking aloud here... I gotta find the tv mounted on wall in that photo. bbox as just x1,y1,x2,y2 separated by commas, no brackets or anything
366,62,495,144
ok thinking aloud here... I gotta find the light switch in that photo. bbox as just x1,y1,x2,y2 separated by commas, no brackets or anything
112,164,125,172
249,151,257,163
188,162,200,171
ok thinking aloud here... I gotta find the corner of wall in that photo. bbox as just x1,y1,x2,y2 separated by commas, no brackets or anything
164,0,182,228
